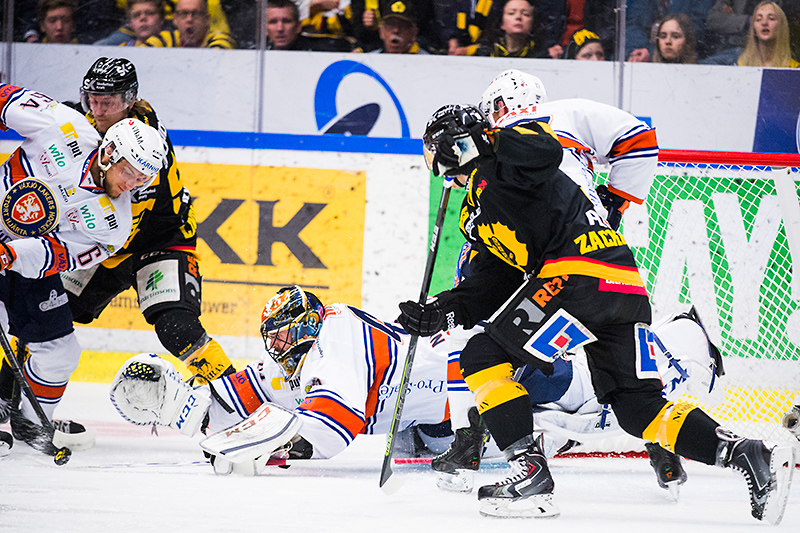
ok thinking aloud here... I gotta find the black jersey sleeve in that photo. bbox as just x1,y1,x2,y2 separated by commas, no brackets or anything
448,243,526,328
493,121,563,171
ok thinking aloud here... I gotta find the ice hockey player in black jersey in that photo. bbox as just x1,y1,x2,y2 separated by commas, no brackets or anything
398,104,794,522
61,57,235,384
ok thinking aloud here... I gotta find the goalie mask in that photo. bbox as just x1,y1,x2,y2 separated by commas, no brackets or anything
423,103,489,177
260,286,325,379
480,69,547,127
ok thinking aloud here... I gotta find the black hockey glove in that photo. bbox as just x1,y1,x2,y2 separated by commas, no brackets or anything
398,293,462,337
596,184,630,231
434,124,494,179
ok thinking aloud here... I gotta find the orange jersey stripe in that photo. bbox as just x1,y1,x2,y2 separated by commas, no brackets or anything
299,396,365,438
447,359,463,382
7,150,30,183
557,134,590,153
0,85,23,129
226,370,264,415
24,367,66,400
42,236,70,276
539,257,645,286
364,327,393,422
610,129,658,158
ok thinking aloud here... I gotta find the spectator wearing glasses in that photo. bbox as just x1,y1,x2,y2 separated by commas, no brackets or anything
142,0,235,48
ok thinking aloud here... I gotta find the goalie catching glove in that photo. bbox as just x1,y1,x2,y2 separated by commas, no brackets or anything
398,292,463,337
110,353,211,436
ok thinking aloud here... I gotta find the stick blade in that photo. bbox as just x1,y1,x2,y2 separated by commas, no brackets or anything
379,468,405,495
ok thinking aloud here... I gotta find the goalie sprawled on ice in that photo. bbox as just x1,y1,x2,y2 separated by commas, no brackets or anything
111,285,728,482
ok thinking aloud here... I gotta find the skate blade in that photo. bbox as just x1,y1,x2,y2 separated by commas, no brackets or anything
53,427,96,452
762,445,795,525
665,480,681,502
436,470,474,493
479,494,560,518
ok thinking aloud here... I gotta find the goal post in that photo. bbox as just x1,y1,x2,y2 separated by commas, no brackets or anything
615,149,800,448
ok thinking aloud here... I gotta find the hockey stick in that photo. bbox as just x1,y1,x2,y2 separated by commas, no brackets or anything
379,184,451,493
0,327,71,465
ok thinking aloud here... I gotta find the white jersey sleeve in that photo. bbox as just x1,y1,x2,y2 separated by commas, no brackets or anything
295,304,450,459
0,84,132,277
496,98,659,205
547,99,658,204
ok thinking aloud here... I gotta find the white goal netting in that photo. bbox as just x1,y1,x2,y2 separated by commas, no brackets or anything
579,150,800,455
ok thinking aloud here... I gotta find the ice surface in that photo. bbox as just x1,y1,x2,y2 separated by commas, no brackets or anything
1,382,798,532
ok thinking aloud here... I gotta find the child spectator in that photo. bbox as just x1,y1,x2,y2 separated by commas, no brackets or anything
564,28,605,59
475,0,548,58
737,1,799,67
121,0,167,46
653,13,698,63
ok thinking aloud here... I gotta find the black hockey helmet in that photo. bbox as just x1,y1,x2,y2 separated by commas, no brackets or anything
260,286,325,379
81,57,139,113
423,104,488,177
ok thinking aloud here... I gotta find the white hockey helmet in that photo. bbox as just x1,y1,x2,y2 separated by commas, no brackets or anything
98,118,165,188
479,69,548,126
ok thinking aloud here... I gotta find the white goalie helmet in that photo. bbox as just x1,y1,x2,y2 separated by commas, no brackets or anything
480,69,548,127
98,118,165,188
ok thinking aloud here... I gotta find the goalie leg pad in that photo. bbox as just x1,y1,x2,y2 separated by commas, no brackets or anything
199,401,301,463
110,353,211,436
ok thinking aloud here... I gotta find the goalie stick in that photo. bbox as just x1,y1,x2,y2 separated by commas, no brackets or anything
379,184,451,493
0,327,71,465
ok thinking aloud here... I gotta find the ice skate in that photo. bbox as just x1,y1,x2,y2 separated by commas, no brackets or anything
716,428,795,525
52,419,96,451
0,429,11,457
477,434,559,518
645,442,687,500
432,407,488,492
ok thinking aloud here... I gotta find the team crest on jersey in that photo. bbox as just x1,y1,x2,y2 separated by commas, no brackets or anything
1,179,59,237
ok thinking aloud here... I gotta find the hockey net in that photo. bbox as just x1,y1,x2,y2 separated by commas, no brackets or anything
570,150,800,456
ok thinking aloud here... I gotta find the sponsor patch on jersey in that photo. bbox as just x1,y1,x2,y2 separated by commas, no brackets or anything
1,179,59,237
39,289,69,312
68,196,119,234
57,184,76,202
60,123,82,161
38,149,60,177
136,259,181,311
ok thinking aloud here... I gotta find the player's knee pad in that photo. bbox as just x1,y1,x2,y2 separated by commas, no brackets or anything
152,309,206,357
110,353,211,436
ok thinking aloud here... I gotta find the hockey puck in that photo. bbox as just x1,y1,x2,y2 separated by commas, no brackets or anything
53,446,71,465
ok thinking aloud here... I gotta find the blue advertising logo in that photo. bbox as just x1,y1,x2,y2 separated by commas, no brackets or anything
314,60,410,137
753,69,800,153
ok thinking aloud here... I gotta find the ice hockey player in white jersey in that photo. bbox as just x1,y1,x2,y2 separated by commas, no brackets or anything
110,285,459,473
0,83,164,457
478,68,658,230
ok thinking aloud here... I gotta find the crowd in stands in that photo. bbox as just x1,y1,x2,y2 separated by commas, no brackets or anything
8,0,800,66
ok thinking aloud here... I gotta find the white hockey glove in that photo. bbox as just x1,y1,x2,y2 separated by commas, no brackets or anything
110,353,211,436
